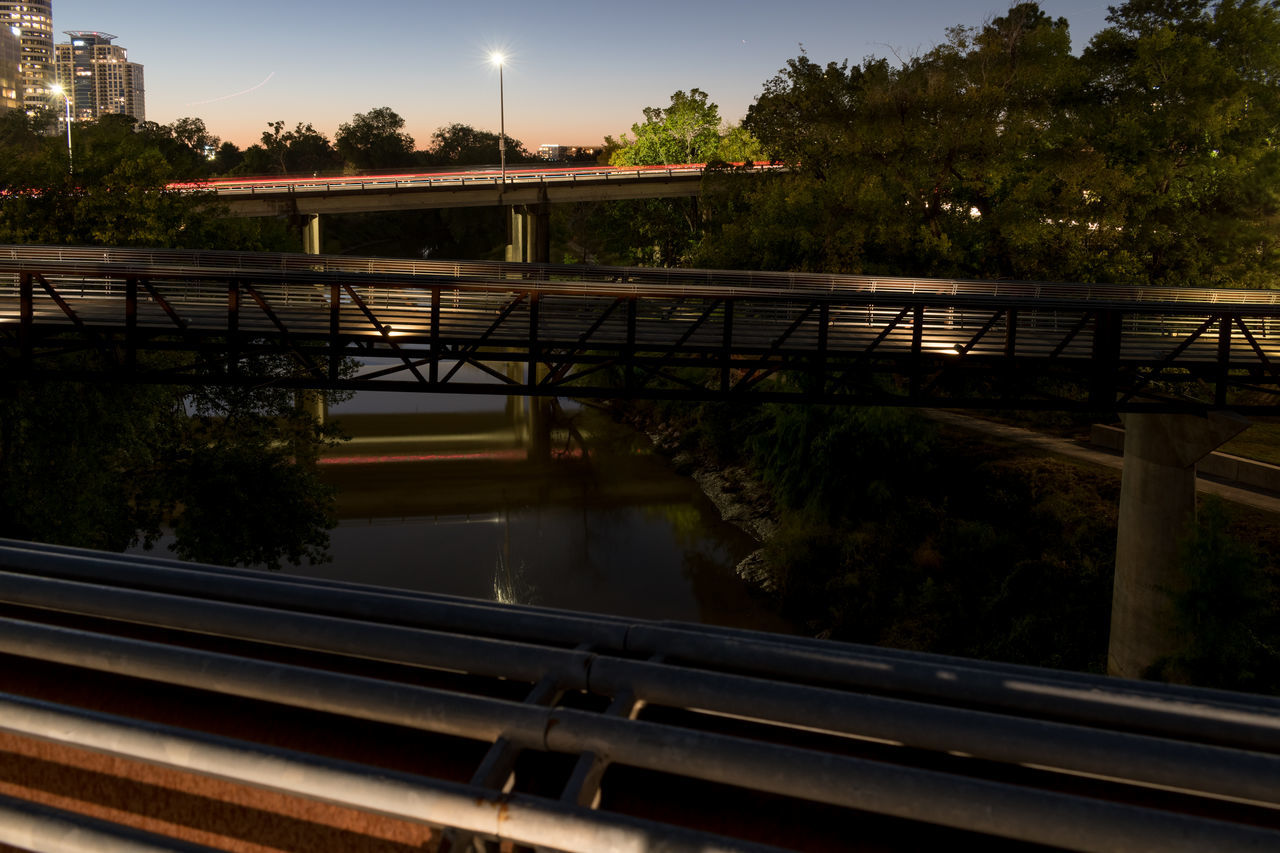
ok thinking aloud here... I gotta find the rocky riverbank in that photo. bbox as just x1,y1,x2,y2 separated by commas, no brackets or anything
640,414,782,592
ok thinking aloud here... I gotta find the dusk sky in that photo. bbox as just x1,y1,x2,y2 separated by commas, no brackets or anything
53,1,1116,152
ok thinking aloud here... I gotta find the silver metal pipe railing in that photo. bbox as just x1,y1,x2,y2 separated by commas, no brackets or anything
0,694,777,853
1,618,1278,851
0,569,1277,808
3,539,1277,753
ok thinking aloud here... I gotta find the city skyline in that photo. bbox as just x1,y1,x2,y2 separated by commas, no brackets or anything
51,1,1115,154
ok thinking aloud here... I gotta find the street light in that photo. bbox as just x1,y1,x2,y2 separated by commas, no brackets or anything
50,83,72,173
489,52,505,186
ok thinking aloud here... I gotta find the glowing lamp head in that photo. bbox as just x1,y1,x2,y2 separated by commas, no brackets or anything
489,52,504,67
50,83,64,96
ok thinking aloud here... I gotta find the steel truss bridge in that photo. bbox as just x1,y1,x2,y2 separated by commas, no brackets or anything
3,245,1280,414
0,539,1278,852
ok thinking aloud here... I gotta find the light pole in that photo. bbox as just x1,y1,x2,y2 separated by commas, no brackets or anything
490,52,505,186
50,83,72,173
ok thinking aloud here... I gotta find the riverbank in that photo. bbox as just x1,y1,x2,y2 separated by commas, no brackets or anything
609,398,1280,693
616,405,782,592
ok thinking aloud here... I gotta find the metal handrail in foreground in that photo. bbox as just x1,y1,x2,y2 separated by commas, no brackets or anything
0,539,1278,852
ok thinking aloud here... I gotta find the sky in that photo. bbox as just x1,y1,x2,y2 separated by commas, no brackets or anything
51,1,1117,152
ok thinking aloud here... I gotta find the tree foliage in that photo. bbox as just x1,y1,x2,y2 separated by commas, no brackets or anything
586,89,763,266
689,0,1280,287
609,88,723,166
427,122,529,167
336,107,416,171
0,117,342,569
1153,499,1280,691
236,120,342,176
1081,0,1280,286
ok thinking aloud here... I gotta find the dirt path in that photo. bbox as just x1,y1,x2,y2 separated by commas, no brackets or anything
920,410,1280,517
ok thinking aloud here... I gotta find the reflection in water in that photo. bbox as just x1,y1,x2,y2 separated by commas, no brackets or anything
298,370,791,633
493,510,537,606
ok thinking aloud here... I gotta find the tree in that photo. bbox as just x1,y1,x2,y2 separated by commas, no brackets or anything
257,120,341,175
696,4,1115,280
212,140,244,175
602,89,742,266
0,117,341,569
168,117,219,156
609,88,722,166
427,122,529,166
1081,0,1280,286
336,107,416,171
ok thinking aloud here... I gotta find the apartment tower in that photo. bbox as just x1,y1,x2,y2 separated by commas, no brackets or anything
55,30,144,123
0,1,54,112
0,22,20,110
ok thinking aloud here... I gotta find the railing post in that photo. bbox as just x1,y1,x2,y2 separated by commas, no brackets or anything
328,283,340,382
430,286,441,385
909,303,924,400
1216,315,1231,408
125,277,138,374
625,298,637,393
227,279,240,377
815,301,829,399
527,292,540,393
1090,310,1122,409
19,272,33,371
720,299,734,395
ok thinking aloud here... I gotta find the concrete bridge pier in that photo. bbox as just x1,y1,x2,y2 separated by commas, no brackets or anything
297,389,327,426
302,214,323,255
505,203,550,264
1108,411,1250,679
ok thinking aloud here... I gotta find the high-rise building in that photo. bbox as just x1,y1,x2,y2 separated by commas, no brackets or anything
0,22,21,111
0,1,54,112
54,30,144,123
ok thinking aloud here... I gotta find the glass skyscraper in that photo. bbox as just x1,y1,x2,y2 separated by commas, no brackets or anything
0,1,54,112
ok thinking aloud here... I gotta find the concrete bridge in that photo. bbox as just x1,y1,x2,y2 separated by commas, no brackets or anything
176,162,730,261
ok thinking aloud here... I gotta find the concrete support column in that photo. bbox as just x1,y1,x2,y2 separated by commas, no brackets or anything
302,214,323,255
504,206,524,264
1108,411,1249,679
296,390,327,426
504,204,550,264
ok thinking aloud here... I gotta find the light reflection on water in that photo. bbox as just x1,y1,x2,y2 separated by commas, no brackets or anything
299,372,791,633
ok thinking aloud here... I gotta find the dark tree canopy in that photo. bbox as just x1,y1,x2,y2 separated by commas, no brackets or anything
0,116,342,569
237,120,342,176
336,106,416,171
426,122,529,167
688,0,1280,287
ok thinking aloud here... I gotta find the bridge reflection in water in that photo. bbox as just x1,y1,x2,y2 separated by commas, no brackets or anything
306,373,787,630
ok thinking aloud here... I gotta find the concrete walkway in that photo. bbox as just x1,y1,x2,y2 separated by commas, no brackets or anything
921,410,1280,516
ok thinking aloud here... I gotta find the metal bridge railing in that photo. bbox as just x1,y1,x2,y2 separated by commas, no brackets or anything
0,538,1278,852
3,245,1279,412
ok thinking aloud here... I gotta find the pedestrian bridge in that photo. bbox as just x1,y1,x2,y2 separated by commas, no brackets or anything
3,244,1279,414
0,538,1278,852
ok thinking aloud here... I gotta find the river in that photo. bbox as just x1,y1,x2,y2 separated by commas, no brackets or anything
292,367,791,633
